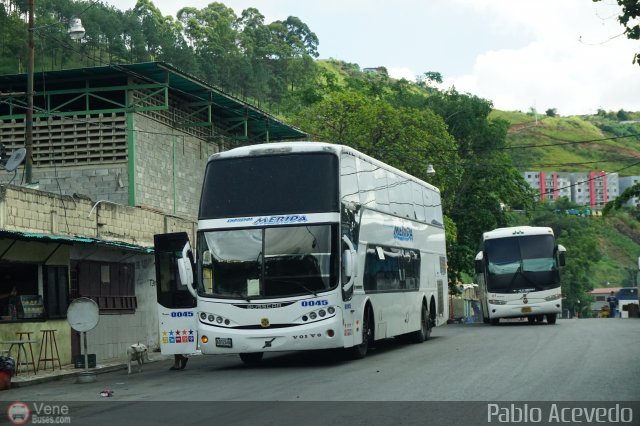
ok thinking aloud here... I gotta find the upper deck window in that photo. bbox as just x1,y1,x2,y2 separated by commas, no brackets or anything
199,153,339,219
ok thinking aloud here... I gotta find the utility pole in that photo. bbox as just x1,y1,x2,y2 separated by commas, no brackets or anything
25,0,35,184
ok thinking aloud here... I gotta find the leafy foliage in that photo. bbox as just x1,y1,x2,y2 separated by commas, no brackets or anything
593,0,640,65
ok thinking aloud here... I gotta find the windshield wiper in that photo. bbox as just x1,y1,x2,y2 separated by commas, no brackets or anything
507,263,523,291
507,263,539,292
275,279,318,297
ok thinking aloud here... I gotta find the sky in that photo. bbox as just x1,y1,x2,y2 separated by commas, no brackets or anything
103,0,640,116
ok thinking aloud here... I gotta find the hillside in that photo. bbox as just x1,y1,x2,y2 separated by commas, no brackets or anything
495,111,640,175
495,110,640,290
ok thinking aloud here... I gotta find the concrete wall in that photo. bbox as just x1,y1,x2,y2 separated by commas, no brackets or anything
26,166,129,206
133,116,218,219
0,185,195,245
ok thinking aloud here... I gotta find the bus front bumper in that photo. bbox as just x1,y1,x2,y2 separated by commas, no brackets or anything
489,301,562,319
198,316,344,354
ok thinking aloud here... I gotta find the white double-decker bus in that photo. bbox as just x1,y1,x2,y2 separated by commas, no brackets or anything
475,226,566,325
155,142,448,364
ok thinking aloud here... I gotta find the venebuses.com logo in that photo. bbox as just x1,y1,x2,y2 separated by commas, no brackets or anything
7,401,71,424
7,402,30,425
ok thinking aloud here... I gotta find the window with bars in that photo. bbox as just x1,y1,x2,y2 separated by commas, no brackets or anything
73,261,136,313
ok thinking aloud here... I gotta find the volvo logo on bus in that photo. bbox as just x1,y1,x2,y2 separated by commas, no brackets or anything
260,318,270,328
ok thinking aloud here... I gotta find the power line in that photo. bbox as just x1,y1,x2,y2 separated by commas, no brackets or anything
506,133,640,149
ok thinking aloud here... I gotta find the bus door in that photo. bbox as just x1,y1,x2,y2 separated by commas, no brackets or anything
154,232,198,355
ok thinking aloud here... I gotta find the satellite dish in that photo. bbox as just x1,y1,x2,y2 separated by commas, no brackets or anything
67,297,100,332
5,148,26,172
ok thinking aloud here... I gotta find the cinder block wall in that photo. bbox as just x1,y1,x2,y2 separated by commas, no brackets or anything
0,185,195,245
133,116,218,220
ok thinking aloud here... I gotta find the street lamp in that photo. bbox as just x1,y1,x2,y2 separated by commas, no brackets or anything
68,18,86,40
426,164,436,177
25,0,85,184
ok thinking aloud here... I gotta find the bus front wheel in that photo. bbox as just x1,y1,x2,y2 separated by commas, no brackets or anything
239,352,264,366
347,304,373,359
490,318,500,325
546,314,557,325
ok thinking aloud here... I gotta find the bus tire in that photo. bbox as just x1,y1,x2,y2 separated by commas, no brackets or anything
409,303,431,343
490,318,500,325
546,314,557,325
239,352,264,366
527,316,536,324
346,304,373,359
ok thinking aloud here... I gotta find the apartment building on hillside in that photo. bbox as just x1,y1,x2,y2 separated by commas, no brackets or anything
523,171,619,208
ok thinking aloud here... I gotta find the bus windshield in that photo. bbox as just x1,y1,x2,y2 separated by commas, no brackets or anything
199,153,339,219
198,224,339,299
485,234,560,293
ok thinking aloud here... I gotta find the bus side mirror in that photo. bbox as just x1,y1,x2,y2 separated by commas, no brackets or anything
342,235,357,292
343,249,354,278
558,244,566,267
474,252,484,273
178,242,198,298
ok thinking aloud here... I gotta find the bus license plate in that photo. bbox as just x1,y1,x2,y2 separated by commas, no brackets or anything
521,307,532,313
215,337,233,348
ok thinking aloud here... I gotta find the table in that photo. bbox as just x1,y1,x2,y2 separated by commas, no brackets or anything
0,339,38,375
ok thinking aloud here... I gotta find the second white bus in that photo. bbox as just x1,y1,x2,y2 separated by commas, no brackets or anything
475,226,566,325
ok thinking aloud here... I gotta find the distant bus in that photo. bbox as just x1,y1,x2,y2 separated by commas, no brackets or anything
475,226,566,325
155,142,449,364
617,287,639,318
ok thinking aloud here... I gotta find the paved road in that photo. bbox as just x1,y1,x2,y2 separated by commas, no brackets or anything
3,318,639,425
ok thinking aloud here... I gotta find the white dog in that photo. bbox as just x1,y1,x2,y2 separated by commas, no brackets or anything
127,343,148,374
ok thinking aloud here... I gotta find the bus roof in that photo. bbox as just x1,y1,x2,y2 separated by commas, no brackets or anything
482,226,554,241
208,141,439,193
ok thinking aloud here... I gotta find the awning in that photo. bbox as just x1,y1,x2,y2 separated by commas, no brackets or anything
0,230,153,261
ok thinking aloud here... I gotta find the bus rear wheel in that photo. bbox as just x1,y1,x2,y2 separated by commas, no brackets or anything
546,314,557,325
409,303,431,343
239,352,264,366
346,304,373,359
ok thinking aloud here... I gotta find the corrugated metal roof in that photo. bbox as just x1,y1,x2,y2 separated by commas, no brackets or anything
0,61,307,141
0,230,153,253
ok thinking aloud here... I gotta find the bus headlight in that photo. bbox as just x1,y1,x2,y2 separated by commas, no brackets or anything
544,294,562,301
200,311,233,327
488,299,507,305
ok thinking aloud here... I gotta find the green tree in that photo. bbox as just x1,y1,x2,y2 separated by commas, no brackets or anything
425,89,535,285
603,182,640,214
530,211,602,317
593,0,640,65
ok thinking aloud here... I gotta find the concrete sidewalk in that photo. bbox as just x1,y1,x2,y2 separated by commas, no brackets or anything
8,355,171,388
